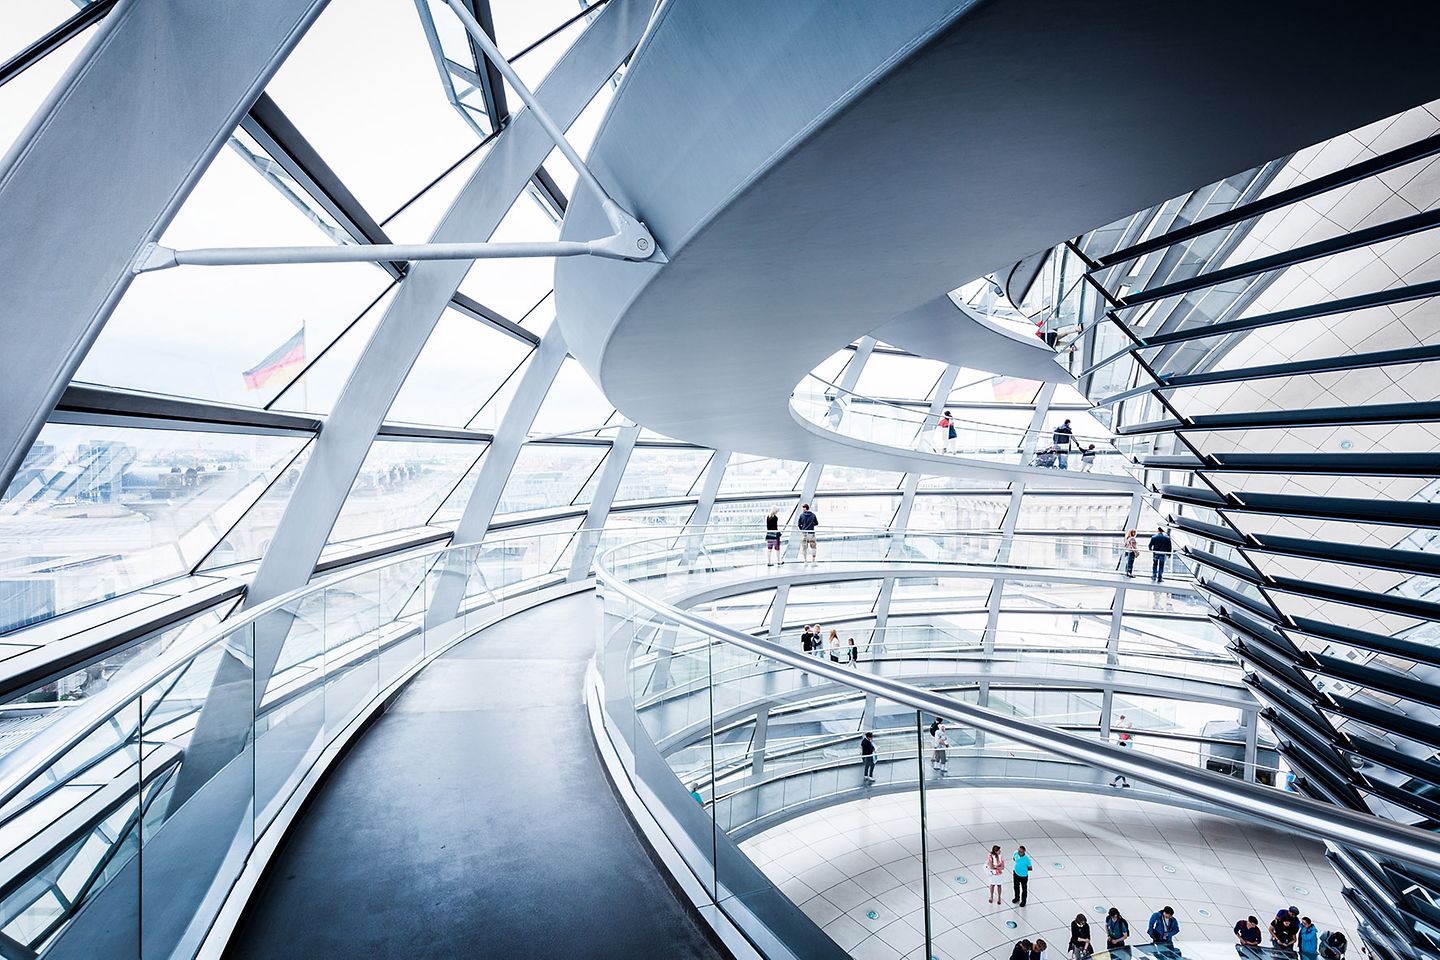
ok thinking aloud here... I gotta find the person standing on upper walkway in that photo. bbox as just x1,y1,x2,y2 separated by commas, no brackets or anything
1149,526,1173,582
797,503,819,563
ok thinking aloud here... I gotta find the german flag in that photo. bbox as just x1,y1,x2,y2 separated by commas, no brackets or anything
992,376,1039,403
243,328,306,390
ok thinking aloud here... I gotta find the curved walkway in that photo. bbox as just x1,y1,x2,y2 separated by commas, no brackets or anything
788,376,1140,490
225,595,720,960
554,0,1433,473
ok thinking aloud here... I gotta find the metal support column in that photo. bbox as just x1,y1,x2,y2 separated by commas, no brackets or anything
1109,492,1145,661
1243,709,1260,783
750,707,770,778
428,328,570,622
768,584,791,642
683,448,730,564
568,422,640,580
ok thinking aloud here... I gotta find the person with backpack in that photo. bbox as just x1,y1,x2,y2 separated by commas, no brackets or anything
1318,930,1346,959
764,505,782,565
797,503,819,563
1147,906,1179,946
1148,526,1173,583
1052,419,1074,468
1109,714,1133,788
1080,444,1097,472
860,732,876,782
931,720,950,774
938,409,957,453
1105,908,1130,949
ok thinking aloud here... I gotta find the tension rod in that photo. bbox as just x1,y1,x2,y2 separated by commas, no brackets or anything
135,0,656,274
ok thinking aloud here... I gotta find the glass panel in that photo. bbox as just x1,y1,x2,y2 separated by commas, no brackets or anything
529,359,615,436
386,310,532,427
428,448,490,527
0,17,97,159
328,439,486,544
907,494,1009,530
812,493,900,527
381,142,490,243
265,0,483,218
199,446,313,571
852,354,948,400
458,195,560,320
76,145,392,408
0,695,141,957
493,444,606,517
612,448,713,502
718,454,806,495
817,464,904,492
139,624,254,959
1,425,308,631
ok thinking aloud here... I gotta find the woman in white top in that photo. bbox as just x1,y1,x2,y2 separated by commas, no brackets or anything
827,630,842,662
986,844,1005,904
931,721,949,774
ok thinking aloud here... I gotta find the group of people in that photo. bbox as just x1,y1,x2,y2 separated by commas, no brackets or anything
800,625,859,666
985,845,1349,958
1029,419,1098,472
1120,526,1174,582
1005,902,1348,959
764,504,820,565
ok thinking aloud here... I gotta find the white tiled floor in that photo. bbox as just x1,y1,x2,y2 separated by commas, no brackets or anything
739,788,1360,960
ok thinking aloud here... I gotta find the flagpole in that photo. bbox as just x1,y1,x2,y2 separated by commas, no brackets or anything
299,319,309,413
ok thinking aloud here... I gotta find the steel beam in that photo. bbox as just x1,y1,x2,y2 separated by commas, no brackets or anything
568,422,641,580
244,0,649,614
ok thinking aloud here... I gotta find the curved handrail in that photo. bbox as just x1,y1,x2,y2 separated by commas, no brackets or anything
0,531,553,810
594,531,1440,871
789,372,1136,479
798,370,1115,447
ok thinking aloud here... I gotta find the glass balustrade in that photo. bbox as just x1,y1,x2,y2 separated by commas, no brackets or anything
790,374,1134,476
0,527,613,960
591,528,1292,960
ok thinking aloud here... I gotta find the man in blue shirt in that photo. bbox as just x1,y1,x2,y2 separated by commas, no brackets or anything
1052,419,1074,469
1148,906,1179,946
797,503,819,563
1148,526,1173,583
1011,844,1034,905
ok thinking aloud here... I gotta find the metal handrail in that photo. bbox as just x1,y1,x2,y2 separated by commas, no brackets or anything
595,534,1440,870
0,532,559,811
795,372,1116,448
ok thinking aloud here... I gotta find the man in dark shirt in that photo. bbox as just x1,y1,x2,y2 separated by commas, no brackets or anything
1052,419,1074,469
860,732,876,782
1008,939,1033,960
797,503,819,563
1148,526,1173,583
1235,916,1262,948
1270,909,1299,950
